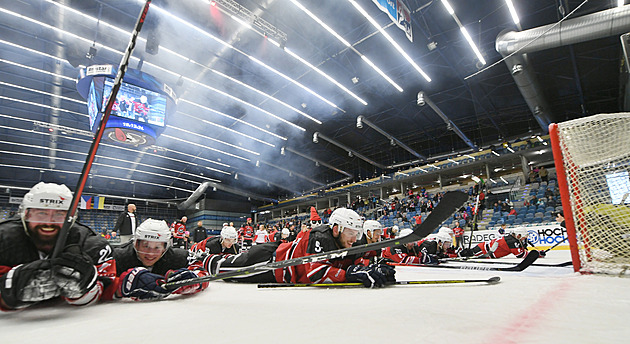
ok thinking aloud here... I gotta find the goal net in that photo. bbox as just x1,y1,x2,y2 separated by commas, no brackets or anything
550,113,630,275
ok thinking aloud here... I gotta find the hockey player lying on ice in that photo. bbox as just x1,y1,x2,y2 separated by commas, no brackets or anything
113,219,209,300
0,182,117,311
458,227,546,259
200,208,396,288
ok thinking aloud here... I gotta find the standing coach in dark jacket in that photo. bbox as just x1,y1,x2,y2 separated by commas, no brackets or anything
114,204,139,243
192,221,208,244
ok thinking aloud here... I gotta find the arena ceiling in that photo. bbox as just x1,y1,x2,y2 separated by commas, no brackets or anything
0,0,625,206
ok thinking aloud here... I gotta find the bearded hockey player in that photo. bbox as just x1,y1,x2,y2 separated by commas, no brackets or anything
0,182,117,311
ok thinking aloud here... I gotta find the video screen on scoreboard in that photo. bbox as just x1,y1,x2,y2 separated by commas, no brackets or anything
102,78,166,127
87,80,100,131
606,170,630,204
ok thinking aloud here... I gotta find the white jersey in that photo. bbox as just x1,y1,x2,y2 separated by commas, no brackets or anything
254,230,269,244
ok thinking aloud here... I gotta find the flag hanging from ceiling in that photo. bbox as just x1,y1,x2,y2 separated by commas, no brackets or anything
372,0,413,42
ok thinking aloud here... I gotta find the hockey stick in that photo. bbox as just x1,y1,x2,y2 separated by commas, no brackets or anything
391,250,540,272
542,236,569,253
257,276,500,288
162,191,469,290
51,0,152,258
440,257,572,267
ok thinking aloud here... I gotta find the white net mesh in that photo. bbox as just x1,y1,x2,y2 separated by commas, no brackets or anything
554,113,630,275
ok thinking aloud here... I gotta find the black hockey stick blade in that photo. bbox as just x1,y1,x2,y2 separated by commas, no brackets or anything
496,249,540,271
393,250,540,272
442,257,572,267
163,191,469,290
257,276,500,288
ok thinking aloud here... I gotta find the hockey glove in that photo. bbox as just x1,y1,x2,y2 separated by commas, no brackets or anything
165,268,208,295
421,253,439,265
118,267,170,301
51,251,98,301
0,260,59,309
346,264,396,288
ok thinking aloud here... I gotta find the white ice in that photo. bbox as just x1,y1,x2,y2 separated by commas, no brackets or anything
1,249,629,344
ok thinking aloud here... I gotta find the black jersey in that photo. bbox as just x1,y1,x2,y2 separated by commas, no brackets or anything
113,241,189,276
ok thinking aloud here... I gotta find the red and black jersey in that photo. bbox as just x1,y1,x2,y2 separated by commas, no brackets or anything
240,225,254,242
170,220,186,239
382,245,422,264
475,235,528,258
0,218,117,310
273,225,363,284
453,227,464,237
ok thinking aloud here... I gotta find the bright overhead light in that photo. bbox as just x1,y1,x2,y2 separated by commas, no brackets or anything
150,4,343,115
230,15,251,29
441,0,455,15
489,178,496,183
505,0,520,24
506,146,515,153
360,56,403,92
465,154,475,160
285,48,367,105
288,0,403,92
491,150,500,156
460,27,486,65
348,0,431,82
500,176,509,184
536,135,544,142
448,158,460,164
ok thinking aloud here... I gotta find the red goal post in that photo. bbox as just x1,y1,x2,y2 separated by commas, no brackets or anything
549,113,630,275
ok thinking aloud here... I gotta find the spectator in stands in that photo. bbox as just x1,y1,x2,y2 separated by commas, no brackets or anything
254,224,269,245
192,221,207,244
509,208,517,216
114,203,139,243
528,169,537,184
538,166,548,182
547,196,557,208
555,211,565,228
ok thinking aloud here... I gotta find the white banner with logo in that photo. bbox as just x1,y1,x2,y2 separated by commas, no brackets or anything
372,0,413,42
463,223,569,250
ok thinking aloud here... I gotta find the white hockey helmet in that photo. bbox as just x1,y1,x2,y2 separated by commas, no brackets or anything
438,226,454,237
363,220,383,235
392,225,399,233
135,219,171,244
329,208,364,240
510,227,529,238
20,182,73,220
281,228,290,236
398,228,413,238
220,226,238,241
435,232,453,244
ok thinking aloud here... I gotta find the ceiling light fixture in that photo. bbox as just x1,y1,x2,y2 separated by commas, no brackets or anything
288,0,404,92
348,0,431,82
505,0,520,25
440,0,486,65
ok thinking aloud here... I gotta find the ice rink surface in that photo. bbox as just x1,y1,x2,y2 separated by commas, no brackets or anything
1,249,629,344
